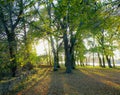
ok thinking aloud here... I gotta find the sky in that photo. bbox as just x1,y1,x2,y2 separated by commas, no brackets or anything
35,38,120,59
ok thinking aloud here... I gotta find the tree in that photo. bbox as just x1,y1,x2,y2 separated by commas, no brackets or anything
0,0,24,76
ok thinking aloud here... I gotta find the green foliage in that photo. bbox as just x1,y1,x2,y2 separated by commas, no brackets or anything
22,62,34,71
0,0,120,78
0,38,11,77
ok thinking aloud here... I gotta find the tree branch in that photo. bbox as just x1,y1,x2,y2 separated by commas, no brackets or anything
13,0,23,30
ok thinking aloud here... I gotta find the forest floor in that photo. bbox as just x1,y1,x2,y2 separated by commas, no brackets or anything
11,66,120,95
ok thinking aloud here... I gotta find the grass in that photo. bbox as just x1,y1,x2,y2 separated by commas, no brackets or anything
8,66,120,95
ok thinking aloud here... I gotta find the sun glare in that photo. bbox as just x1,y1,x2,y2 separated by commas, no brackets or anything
35,39,49,56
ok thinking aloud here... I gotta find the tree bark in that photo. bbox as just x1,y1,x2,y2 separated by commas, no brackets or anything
71,51,75,69
112,56,115,68
7,32,17,77
47,2,58,70
98,53,102,67
50,36,58,71
102,55,105,68
63,32,72,73
106,55,112,68
70,32,76,69
56,49,60,68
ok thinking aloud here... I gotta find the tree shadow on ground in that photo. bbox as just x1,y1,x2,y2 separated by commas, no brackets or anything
15,67,120,95
14,67,51,95
47,71,64,95
47,68,120,95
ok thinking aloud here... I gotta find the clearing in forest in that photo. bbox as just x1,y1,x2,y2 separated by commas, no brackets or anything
12,66,120,95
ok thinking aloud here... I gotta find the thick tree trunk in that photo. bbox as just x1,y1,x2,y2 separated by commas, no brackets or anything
53,55,58,71
70,42,75,69
70,42,76,69
70,28,76,69
50,36,58,71
47,3,58,70
102,55,105,68
71,52,75,69
56,50,60,68
98,53,102,67
7,32,17,77
63,32,72,73
56,36,60,68
106,55,112,68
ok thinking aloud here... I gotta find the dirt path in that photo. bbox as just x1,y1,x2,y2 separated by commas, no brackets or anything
15,67,120,95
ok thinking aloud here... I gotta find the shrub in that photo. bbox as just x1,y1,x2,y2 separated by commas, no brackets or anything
22,62,34,71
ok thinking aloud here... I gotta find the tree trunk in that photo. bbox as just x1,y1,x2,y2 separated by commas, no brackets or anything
93,52,95,67
71,52,75,69
70,42,75,69
63,32,72,73
93,35,95,67
56,49,60,68
112,56,115,68
47,3,58,70
50,36,58,71
56,36,60,68
102,55,105,68
53,54,58,71
48,42,52,66
101,29,105,68
106,55,112,68
70,39,76,69
98,53,102,67
7,32,17,77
